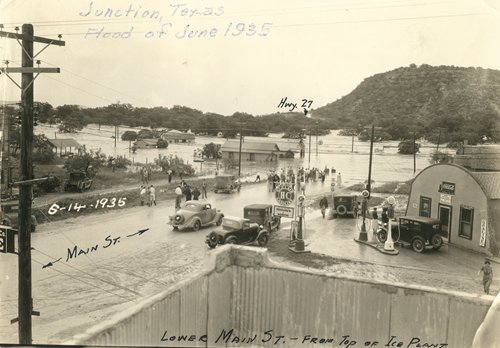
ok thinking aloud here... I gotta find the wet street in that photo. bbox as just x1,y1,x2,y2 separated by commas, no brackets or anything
0,180,330,344
0,179,497,344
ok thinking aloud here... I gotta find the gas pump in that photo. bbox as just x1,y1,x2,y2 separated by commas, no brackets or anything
384,196,396,251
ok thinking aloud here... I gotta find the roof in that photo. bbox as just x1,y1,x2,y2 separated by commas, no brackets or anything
470,172,500,199
47,139,81,148
162,129,195,139
221,140,280,154
244,204,272,210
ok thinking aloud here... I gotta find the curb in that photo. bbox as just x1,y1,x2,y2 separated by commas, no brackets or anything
354,238,400,255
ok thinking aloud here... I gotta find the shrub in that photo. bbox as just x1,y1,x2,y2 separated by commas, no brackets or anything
398,140,420,154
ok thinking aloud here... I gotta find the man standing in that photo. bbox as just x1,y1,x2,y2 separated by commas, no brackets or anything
201,180,208,199
255,172,261,182
479,260,494,295
175,185,183,210
167,169,172,183
192,187,201,200
319,196,328,219
149,185,156,206
139,185,146,206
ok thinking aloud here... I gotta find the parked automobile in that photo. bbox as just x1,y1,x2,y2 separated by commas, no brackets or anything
243,204,281,231
170,201,224,231
205,216,269,248
214,174,241,193
64,171,93,192
376,216,445,253
332,195,358,218
0,201,37,232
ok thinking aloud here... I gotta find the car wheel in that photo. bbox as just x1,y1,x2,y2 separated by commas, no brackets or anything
431,234,443,250
257,233,269,246
192,220,201,231
225,236,237,244
412,237,426,253
336,205,347,216
216,215,223,226
207,232,219,249
377,230,387,243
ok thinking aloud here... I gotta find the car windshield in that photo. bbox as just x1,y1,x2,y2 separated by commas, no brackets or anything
222,219,241,230
183,203,201,211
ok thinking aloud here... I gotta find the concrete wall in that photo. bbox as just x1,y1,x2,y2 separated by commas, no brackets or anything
71,246,493,348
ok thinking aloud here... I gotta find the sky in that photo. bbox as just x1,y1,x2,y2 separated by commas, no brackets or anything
1,0,500,115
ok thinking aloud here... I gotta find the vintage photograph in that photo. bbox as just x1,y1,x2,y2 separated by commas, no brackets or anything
1,0,500,347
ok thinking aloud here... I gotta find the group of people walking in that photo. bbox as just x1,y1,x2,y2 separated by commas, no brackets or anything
174,180,208,210
140,185,156,206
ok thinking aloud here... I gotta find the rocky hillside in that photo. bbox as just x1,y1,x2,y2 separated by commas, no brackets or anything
313,64,500,144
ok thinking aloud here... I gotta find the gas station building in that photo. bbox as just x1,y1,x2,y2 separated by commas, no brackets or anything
406,163,500,256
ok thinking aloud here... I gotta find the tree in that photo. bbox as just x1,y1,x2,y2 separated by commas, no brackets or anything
429,151,452,164
32,134,55,164
121,130,138,142
121,130,138,151
398,140,421,154
202,143,222,159
63,149,106,177
157,138,168,149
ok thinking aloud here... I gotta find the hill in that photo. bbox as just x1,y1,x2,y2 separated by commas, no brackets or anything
312,64,500,144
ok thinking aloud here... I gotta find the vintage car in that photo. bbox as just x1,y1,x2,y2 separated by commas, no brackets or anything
170,201,224,231
243,204,281,231
64,171,93,192
206,216,269,248
214,174,241,193
0,201,37,232
376,216,445,253
332,195,358,218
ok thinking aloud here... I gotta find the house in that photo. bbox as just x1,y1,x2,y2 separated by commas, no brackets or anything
406,163,500,256
161,129,195,144
454,144,500,171
220,139,279,162
134,138,158,149
47,139,82,157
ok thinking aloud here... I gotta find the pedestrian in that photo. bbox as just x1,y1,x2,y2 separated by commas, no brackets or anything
175,185,183,210
192,187,201,200
381,207,389,224
321,171,326,184
139,185,146,206
185,185,192,201
149,185,156,206
319,196,328,219
371,207,379,233
111,158,116,172
167,169,172,183
255,172,261,182
478,260,494,295
201,180,208,198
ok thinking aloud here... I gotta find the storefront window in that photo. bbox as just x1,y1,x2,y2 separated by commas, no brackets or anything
419,196,431,217
459,206,474,240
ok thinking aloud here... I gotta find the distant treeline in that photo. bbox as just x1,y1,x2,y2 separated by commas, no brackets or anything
15,103,331,138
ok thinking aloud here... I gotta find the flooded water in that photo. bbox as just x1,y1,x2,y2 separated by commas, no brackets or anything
37,124,453,187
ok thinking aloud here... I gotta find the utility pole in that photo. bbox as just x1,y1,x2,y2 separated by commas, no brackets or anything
315,121,318,156
413,131,416,175
238,120,243,177
308,127,312,168
0,24,64,344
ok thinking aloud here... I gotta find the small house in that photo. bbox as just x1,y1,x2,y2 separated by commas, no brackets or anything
47,139,82,157
220,140,279,162
161,129,195,144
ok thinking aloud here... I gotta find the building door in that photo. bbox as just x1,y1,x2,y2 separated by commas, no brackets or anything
438,204,452,242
